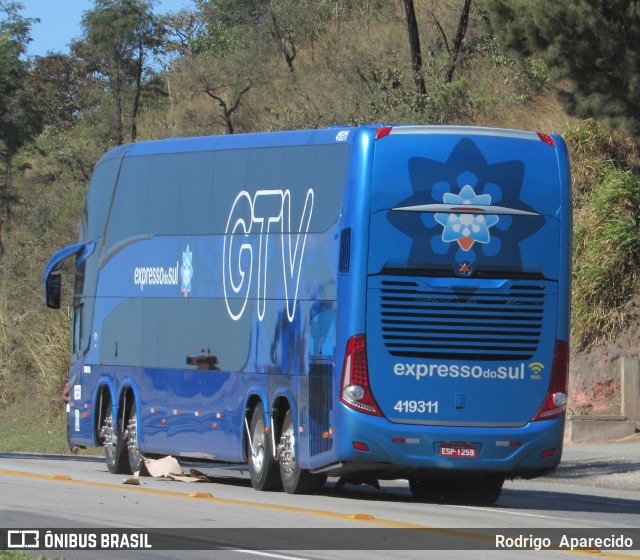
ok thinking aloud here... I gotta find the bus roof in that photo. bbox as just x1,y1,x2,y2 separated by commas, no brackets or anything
96,124,559,166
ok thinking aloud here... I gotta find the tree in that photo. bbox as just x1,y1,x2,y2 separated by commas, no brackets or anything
402,0,426,95
78,0,164,145
486,0,640,137
443,0,472,84
0,1,41,255
163,0,244,58
202,0,334,73
29,53,85,130
180,43,264,135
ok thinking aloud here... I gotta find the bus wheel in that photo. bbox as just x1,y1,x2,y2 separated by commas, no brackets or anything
278,409,327,494
123,400,143,475
99,400,128,474
247,402,281,491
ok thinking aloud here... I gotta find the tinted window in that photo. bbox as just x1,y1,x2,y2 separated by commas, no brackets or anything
86,157,121,240
105,156,152,247
100,298,251,371
104,144,349,249
147,152,215,235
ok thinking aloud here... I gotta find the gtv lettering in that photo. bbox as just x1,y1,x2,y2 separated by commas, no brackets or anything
223,188,314,322
393,363,526,380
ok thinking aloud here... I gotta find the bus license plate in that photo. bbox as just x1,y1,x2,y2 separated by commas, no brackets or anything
439,444,477,458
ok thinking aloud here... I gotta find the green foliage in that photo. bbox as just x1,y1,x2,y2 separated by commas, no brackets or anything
572,162,640,350
0,396,70,453
564,119,640,205
0,552,63,560
28,54,85,131
77,0,165,144
0,1,43,257
485,0,640,138
564,120,640,350
0,2,41,158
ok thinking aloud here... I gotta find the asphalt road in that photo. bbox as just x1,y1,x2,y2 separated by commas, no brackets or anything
1,438,639,560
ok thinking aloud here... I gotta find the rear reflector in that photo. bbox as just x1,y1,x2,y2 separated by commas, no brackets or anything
352,441,370,452
537,132,555,147
375,126,393,140
392,437,419,444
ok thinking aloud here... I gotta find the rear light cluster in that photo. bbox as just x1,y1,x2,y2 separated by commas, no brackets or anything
340,335,568,422
532,340,569,421
340,335,382,416
537,132,556,147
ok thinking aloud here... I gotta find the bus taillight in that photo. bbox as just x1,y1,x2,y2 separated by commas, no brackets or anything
340,334,382,416
532,340,569,421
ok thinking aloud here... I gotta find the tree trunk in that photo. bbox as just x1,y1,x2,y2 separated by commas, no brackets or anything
113,74,125,146
270,13,296,73
402,0,426,95
445,0,473,84
131,43,144,143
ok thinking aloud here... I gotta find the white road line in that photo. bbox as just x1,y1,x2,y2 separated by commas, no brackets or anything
236,550,311,560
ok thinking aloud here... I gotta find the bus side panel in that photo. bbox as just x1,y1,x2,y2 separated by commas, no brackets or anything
71,140,351,463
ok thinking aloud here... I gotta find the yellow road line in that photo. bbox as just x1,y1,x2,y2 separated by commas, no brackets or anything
0,467,638,558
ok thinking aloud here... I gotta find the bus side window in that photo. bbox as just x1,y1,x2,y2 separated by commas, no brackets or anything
72,303,83,356
72,259,87,357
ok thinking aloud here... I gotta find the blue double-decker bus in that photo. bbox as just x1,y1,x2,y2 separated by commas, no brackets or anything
45,124,571,503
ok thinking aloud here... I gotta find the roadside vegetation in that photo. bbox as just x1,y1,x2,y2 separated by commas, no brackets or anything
0,553,61,560
1,0,639,451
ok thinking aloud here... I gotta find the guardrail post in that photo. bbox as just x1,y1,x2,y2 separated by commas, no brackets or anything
621,358,640,423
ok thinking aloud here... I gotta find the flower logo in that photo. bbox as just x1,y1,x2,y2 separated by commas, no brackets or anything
386,137,544,273
434,185,499,251
181,245,193,297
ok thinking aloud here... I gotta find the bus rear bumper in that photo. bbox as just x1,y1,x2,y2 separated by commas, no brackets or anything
324,409,565,480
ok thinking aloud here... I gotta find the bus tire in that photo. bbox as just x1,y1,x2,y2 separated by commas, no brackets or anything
247,402,282,491
123,400,143,475
278,409,327,494
100,398,129,474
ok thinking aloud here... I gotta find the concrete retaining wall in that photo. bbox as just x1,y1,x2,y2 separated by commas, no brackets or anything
566,358,640,443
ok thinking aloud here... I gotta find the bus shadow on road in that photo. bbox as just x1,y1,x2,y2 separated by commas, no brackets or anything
549,458,640,479
499,486,640,514
310,478,640,516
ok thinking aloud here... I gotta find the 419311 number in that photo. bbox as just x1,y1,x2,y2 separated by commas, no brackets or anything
393,400,439,414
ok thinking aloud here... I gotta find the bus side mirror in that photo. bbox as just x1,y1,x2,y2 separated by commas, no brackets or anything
44,241,93,310
46,270,62,309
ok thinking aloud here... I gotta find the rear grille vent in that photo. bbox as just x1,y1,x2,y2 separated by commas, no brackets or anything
339,228,351,273
379,280,545,361
309,363,333,455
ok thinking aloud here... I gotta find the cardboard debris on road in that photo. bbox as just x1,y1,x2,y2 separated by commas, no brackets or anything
144,455,183,477
122,455,209,484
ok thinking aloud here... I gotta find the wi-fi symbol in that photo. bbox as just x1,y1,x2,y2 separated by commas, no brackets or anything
529,362,544,374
